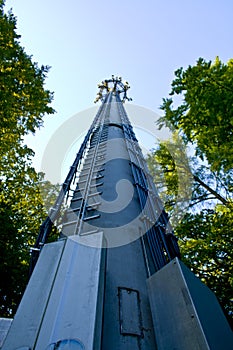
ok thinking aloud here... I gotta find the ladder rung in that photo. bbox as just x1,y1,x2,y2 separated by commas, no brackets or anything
88,191,102,198
84,161,93,166
71,196,83,202
78,174,104,185
91,182,103,188
66,207,80,213
74,182,103,194
83,214,101,221
86,202,101,210
94,162,105,167
74,187,85,193
81,166,91,172
80,168,105,177
62,220,77,227
81,164,105,173
78,178,87,184
92,174,104,180
84,154,105,163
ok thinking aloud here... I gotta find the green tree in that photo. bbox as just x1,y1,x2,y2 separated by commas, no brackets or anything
0,1,57,316
159,57,233,172
176,207,233,319
147,57,233,323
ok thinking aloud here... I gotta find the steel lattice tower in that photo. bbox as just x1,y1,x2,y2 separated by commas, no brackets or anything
2,77,232,350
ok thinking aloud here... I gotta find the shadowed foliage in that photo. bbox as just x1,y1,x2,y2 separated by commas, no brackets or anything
147,57,233,325
0,1,58,316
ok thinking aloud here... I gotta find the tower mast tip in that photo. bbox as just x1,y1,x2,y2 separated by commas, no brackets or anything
94,75,132,103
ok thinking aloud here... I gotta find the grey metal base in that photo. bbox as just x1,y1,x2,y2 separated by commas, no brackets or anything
1,234,105,350
0,318,12,348
147,258,233,350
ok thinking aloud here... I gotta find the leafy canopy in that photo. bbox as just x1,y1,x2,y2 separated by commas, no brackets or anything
148,57,233,323
0,0,57,317
159,57,233,172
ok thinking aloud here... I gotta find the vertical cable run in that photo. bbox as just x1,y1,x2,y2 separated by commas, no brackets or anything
116,94,180,273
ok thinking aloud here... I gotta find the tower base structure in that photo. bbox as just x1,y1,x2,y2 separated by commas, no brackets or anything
147,257,233,350
0,318,12,348
1,235,106,350
2,243,233,349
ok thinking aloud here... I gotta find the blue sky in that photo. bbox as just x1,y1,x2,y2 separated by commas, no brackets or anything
4,0,233,179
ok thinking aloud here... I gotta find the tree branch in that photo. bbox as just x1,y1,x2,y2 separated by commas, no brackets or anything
193,175,228,205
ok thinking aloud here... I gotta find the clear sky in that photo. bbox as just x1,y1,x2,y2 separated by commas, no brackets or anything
4,0,233,180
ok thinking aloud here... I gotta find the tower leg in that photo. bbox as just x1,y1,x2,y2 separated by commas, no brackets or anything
147,258,233,350
2,233,106,350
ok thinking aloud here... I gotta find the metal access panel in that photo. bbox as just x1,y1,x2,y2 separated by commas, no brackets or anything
118,287,142,337
147,258,233,350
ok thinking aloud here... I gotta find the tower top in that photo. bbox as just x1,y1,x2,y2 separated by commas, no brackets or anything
94,75,132,103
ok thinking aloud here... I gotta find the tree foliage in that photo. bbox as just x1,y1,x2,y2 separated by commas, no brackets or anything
159,57,233,172
176,207,233,318
0,1,57,316
148,57,233,323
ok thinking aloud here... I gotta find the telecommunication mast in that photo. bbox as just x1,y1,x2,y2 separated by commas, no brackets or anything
2,77,232,350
